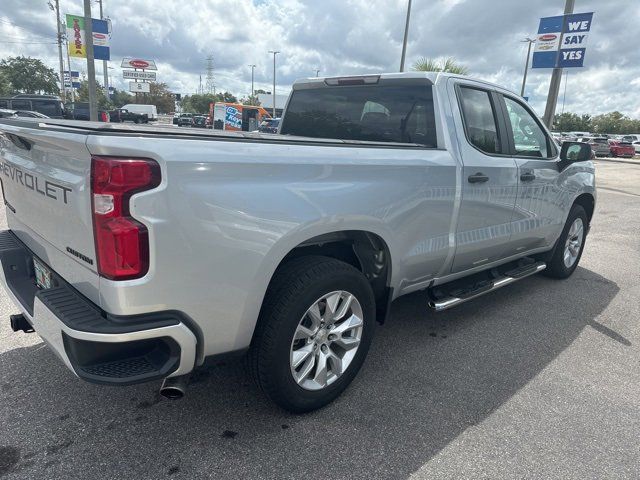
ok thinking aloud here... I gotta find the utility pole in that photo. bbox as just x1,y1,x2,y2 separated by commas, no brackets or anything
268,51,279,118
53,0,66,102
542,0,575,128
65,37,75,103
248,64,256,100
399,0,412,72
560,70,569,115
84,0,98,121
520,37,535,97
97,0,109,100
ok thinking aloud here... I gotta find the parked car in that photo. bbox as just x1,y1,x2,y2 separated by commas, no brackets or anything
0,72,596,413
69,102,110,122
120,104,157,121
578,136,610,157
0,94,69,119
607,140,635,158
177,113,194,127
258,117,280,133
108,108,148,123
0,109,17,118
633,141,640,154
621,134,640,143
192,115,207,128
14,110,49,118
172,113,180,125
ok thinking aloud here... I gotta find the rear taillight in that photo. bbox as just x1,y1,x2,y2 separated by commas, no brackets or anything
91,156,161,280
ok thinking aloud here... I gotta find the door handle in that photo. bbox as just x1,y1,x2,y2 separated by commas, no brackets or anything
520,172,536,182
468,172,489,184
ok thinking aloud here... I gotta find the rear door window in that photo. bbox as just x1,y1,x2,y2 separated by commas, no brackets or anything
458,87,501,155
280,84,437,146
10,100,31,110
31,100,61,117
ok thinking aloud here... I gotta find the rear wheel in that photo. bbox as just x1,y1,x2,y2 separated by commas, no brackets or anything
250,256,375,413
543,204,588,279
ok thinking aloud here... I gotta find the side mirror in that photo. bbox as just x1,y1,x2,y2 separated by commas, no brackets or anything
560,141,592,164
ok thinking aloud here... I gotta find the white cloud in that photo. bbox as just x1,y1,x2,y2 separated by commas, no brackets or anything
0,0,638,117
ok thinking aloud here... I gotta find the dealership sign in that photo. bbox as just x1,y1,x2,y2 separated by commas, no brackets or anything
65,14,110,61
532,12,593,68
129,81,151,93
121,58,157,70
63,70,80,89
123,70,156,81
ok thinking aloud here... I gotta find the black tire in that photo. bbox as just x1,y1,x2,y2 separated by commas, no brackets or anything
543,204,588,279
249,256,376,413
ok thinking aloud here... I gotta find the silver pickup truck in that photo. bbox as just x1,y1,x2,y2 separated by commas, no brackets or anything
0,73,595,412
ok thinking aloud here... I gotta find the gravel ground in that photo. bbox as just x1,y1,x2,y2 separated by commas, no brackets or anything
0,161,639,479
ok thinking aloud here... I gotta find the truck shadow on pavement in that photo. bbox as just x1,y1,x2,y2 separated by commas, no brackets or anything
0,267,623,479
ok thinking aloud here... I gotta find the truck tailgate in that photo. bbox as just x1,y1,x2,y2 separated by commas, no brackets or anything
0,120,99,304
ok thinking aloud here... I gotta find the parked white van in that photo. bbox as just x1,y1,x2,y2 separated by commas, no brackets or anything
121,104,158,121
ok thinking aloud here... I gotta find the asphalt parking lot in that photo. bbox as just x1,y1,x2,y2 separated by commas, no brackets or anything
0,161,639,479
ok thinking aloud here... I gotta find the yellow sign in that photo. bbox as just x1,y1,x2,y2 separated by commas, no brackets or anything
66,15,86,58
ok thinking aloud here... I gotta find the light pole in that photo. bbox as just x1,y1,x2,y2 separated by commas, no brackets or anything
83,0,98,121
65,36,75,103
248,64,256,101
50,0,66,102
399,0,412,72
268,51,280,118
315,69,320,77
97,0,109,100
560,70,569,115
520,37,535,97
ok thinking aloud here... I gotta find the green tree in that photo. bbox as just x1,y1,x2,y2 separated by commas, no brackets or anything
591,111,627,134
110,88,133,108
75,80,111,109
412,57,469,75
241,94,260,106
0,56,59,94
553,112,591,132
0,70,11,95
182,91,239,113
134,82,174,113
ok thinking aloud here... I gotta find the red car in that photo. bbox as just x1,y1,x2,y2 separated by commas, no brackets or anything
608,140,636,158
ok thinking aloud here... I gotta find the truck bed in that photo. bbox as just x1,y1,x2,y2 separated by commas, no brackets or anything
0,117,430,149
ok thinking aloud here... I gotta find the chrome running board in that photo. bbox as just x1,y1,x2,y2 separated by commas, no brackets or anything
428,261,547,312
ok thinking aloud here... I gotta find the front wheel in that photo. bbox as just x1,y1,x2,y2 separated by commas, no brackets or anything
543,204,588,279
250,256,375,413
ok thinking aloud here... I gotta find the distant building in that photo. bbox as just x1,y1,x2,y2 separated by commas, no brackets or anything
257,93,289,118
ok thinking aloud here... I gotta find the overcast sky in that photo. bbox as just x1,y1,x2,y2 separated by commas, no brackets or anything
1,0,638,117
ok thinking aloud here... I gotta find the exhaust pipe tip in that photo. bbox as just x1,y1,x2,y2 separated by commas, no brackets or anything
10,314,34,333
159,375,190,400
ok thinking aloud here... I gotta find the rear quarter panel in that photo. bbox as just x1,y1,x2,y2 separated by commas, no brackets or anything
86,135,458,358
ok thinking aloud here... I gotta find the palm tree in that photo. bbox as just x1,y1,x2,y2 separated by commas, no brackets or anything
412,57,469,75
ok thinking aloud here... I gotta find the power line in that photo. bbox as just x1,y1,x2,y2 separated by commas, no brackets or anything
0,40,58,44
0,18,57,39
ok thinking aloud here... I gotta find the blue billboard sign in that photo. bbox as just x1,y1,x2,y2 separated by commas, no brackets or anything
63,70,80,89
92,18,110,61
531,12,593,69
